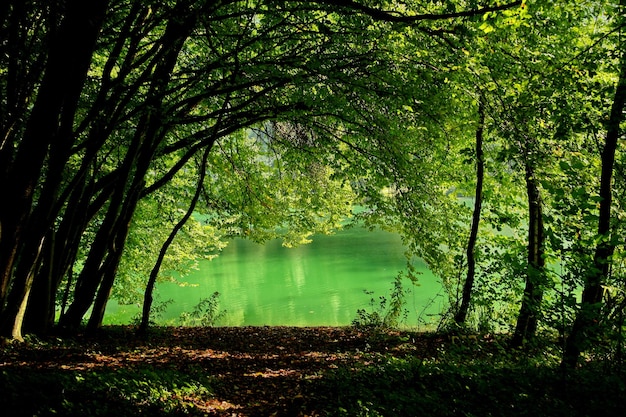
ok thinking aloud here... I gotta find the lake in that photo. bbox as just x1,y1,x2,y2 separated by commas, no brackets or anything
104,226,446,329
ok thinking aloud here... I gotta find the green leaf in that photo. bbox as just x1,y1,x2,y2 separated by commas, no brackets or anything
478,22,495,33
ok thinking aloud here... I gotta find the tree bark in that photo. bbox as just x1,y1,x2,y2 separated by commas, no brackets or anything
0,0,109,338
86,193,138,331
1,236,46,341
510,161,545,347
23,172,97,334
22,230,56,335
57,171,142,331
454,100,485,325
562,51,626,368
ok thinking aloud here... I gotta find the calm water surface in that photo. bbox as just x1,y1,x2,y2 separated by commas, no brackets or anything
104,227,446,328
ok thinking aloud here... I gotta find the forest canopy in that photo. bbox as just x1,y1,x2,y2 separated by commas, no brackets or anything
0,0,624,368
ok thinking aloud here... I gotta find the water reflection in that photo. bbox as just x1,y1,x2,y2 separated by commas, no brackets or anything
105,227,444,328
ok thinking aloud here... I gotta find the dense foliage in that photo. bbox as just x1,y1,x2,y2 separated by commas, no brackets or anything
0,0,625,369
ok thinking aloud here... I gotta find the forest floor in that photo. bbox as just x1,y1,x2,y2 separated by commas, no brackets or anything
1,325,626,416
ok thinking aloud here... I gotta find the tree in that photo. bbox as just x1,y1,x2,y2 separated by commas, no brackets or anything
0,0,110,339
454,99,485,325
137,144,213,336
562,35,626,367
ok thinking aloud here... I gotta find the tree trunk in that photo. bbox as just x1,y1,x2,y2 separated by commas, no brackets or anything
510,161,545,347
454,100,485,325
86,200,137,331
59,26,191,331
22,230,56,335
0,236,46,340
137,142,214,335
57,179,141,331
0,0,108,338
23,172,99,334
562,51,626,368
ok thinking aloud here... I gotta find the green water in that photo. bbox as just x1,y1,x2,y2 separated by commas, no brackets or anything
104,227,446,328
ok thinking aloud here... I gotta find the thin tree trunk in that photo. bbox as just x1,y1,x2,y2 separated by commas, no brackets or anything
510,161,545,347
22,230,56,335
57,179,141,331
87,201,136,331
562,51,626,368
136,88,229,337
23,172,97,334
454,100,485,325
137,144,214,335
7,237,45,341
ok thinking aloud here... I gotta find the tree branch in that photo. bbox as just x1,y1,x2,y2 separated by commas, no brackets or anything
300,0,522,23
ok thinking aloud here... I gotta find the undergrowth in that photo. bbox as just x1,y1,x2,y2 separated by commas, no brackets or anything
1,327,625,416
0,366,215,417
321,334,626,417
